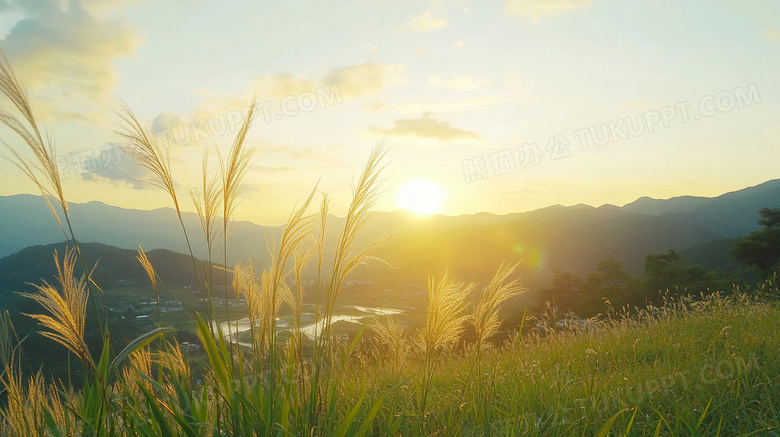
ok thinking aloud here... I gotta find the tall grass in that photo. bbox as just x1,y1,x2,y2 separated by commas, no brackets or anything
217,97,258,347
0,48,106,338
190,149,221,301
19,249,93,373
1,48,778,436
116,102,212,321
415,272,475,432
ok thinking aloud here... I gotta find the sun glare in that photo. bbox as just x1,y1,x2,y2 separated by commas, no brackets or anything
397,179,444,215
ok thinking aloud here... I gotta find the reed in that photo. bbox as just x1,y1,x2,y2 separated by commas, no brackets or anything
19,248,93,373
0,48,105,338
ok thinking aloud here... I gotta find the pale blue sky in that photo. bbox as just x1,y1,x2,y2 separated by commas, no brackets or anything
0,0,778,224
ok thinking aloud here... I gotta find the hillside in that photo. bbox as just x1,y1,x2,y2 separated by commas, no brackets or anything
0,241,223,295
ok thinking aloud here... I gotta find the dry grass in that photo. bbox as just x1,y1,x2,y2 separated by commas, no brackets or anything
190,150,221,258
323,144,391,343
372,316,409,373
0,48,68,238
1,365,50,435
415,271,475,429
218,97,258,235
117,100,212,316
0,48,105,340
471,261,525,350
418,272,475,354
136,246,159,303
19,248,93,371
116,101,180,210
217,97,258,333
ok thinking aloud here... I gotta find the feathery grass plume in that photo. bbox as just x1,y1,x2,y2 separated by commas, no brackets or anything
268,183,319,320
471,261,525,350
322,142,391,343
122,347,153,394
264,183,319,347
116,100,210,317
157,340,187,377
136,246,159,307
0,47,104,338
289,247,315,344
116,100,179,206
150,341,189,396
258,184,319,429
372,316,409,374
0,47,67,239
418,272,475,354
191,147,221,297
232,262,266,361
136,246,157,292
218,96,258,337
218,96,258,233
460,262,524,433
20,248,93,371
416,271,474,431
0,365,49,435
300,145,390,434
192,148,222,253
314,192,330,312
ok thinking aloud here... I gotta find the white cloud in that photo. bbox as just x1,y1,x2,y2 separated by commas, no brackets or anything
505,0,592,20
0,0,140,121
407,10,447,33
323,63,405,98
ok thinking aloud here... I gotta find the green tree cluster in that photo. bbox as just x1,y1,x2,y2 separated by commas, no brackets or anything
732,208,780,278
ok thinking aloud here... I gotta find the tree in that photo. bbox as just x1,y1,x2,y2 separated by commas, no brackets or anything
541,270,584,313
644,249,709,296
732,208,780,278
582,259,642,315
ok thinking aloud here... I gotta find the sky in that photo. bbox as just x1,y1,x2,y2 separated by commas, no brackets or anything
0,0,778,225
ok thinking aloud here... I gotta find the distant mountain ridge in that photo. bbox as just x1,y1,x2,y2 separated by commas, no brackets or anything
2,179,779,291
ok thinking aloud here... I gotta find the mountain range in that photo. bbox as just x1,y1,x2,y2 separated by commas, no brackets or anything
1,179,779,293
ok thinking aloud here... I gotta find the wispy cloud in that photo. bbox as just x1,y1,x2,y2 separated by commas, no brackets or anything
372,113,481,141
764,29,780,41
323,63,405,98
190,63,405,119
407,10,447,33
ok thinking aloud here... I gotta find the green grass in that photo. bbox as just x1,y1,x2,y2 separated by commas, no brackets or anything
339,290,780,435
1,48,778,436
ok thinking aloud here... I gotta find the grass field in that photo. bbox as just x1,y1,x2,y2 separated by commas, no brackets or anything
336,288,780,435
1,49,778,435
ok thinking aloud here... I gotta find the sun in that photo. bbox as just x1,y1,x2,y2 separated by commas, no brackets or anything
397,179,444,215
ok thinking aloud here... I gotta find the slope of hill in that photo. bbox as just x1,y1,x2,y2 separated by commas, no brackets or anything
0,241,220,295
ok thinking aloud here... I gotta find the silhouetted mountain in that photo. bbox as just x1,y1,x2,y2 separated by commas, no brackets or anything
2,179,779,294
0,242,223,295
622,195,710,216
0,194,280,266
